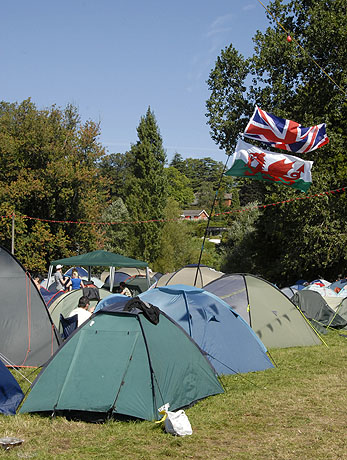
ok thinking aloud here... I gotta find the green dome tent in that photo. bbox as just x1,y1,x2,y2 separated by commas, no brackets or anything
20,306,223,421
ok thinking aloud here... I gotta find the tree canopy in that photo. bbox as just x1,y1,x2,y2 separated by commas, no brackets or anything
0,99,107,272
206,0,347,284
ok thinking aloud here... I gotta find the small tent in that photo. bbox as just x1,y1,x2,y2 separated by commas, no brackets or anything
0,358,24,415
48,288,112,331
20,304,223,421
204,274,322,349
303,284,338,297
0,245,60,367
292,290,347,330
40,286,65,307
137,285,274,375
329,278,347,293
156,264,224,288
64,267,88,278
281,286,298,299
119,275,155,296
102,267,148,289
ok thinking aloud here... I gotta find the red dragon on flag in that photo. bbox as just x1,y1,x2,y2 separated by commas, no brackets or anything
225,140,313,192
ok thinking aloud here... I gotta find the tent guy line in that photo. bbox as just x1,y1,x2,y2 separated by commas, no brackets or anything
0,186,344,227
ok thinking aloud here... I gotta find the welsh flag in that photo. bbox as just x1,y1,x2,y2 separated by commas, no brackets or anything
225,140,313,192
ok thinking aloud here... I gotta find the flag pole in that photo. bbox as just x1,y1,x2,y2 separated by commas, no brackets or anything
193,151,232,287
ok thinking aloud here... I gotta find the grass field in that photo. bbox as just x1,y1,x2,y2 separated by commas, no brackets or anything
1,330,346,460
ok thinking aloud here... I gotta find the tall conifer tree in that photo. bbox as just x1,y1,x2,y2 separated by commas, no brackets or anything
125,107,167,263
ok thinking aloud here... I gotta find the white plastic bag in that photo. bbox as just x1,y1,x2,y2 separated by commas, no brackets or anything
157,403,193,436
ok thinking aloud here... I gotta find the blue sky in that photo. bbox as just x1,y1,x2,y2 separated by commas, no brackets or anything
1,0,270,164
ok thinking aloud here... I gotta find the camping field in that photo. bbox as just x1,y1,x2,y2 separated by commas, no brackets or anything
1,331,346,460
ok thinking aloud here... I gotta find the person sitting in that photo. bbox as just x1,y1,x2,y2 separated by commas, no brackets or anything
68,295,95,327
70,269,85,290
119,281,132,297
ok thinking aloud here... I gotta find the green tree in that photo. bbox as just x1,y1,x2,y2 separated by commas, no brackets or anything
170,153,184,169
165,166,195,207
206,0,347,284
98,151,132,200
180,157,225,192
153,198,195,273
0,99,107,272
125,107,167,263
196,181,215,210
101,197,130,255
206,46,252,153
219,202,261,274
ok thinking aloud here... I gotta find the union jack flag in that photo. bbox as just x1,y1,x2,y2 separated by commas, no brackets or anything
243,106,329,154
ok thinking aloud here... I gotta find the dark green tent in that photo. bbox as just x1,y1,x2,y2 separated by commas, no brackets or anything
50,250,148,269
20,308,223,421
48,250,149,292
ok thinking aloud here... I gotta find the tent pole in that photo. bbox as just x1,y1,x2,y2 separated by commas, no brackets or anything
146,266,150,288
46,265,53,289
110,266,115,292
11,213,15,255
193,151,231,287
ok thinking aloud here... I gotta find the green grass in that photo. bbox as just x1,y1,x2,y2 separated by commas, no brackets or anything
1,331,346,460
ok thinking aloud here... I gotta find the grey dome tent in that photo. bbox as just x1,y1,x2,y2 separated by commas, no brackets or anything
281,286,298,299
204,274,322,349
102,267,148,289
0,245,60,367
20,300,223,421
292,290,347,330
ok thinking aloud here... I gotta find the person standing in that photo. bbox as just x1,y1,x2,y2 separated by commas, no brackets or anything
70,269,85,290
54,265,71,291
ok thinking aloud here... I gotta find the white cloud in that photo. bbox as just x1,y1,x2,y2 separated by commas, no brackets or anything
207,14,233,38
242,3,257,12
